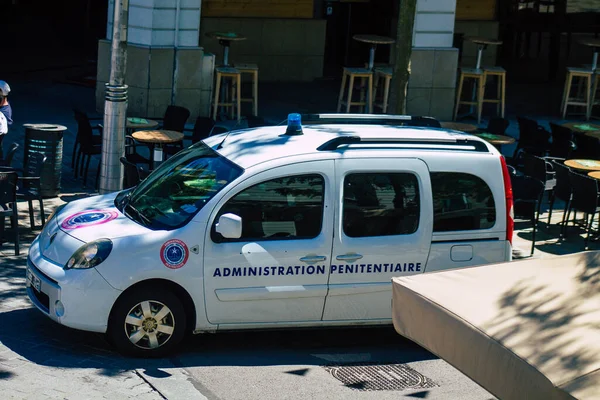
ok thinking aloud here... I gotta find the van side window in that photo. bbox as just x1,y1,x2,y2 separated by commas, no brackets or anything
430,172,496,232
212,174,324,242
343,173,420,238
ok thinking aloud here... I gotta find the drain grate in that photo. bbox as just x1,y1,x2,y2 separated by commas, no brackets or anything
323,362,437,391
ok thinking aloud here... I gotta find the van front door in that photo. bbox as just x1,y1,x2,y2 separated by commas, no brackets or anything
323,158,433,321
203,161,334,325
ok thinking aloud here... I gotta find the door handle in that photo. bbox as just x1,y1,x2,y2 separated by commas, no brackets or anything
336,253,363,262
299,255,327,263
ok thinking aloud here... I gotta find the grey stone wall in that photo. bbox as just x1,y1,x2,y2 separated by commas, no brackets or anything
96,39,215,119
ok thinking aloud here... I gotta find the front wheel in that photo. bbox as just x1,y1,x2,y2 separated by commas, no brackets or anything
108,287,187,357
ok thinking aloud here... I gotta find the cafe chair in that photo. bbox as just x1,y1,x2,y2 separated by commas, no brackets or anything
72,109,102,170
210,126,229,136
549,122,576,159
186,117,216,144
159,106,191,158
571,133,600,160
0,143,19,167
246,115,272,129
16,153,47,230
74,111,102,187
565,170,600,250
522,152,557,211
509,168,545,256
120,157,146,189
548,160,573,235
0,170,19,255
482,117,509,136
125,135,151,168
512,116,551,161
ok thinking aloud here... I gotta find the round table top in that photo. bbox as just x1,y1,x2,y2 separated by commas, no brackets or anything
562,122,600,133
588,171,600,180
126,118,159,130
467,36,503,46
132,130,184,144
472,132,516,145
579,38,600,48
565,159,600,171
206,32,247,42
353,34,395,45
440,121,479,132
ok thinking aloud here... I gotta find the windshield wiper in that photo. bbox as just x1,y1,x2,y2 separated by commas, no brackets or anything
124,202,151,227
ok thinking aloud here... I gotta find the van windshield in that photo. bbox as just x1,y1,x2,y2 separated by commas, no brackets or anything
117,142,243,230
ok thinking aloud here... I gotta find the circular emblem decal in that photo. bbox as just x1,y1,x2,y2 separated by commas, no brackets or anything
61,209,119,230
160,239,189,269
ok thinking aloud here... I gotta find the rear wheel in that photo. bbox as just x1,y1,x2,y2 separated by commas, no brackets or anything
108,287,186,357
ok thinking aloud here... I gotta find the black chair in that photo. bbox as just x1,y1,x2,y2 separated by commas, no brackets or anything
566,170,600,250
210,126,229,136
0,143,19,167
120,157,146,189
161,106,191,157
513,116,551,160
510,170,545,256
572,133,600,160
125,135,151,168
522,152,556,207
72,109,102,170
188,117,216,144
246,115,271,128
548,161,573,236
16,153,47,230
484,117,509,136
549,122,575,159
0,171,19,255
74,112,102,187
408,116,442,128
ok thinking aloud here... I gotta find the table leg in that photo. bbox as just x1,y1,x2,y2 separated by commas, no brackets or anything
153,144,163,170
592,49,598,72
365,44,377,114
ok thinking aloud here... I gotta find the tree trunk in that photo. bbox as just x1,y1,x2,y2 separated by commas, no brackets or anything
393,0,418,115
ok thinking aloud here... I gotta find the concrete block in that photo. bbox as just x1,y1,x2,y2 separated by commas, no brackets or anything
301,56,324,81
200,53,216,91
429,88,455,121
415,13,455,33
199,89,212,117
406,88,432,116
131,0,154,7
175,89,202,119
414,32,453,48
409,49,435,88
152,9,177,30
127,86,149,117
128,27,152,46
304,20,327,56
147,89,172,118
129,4,154,29
96,40,111,83
126,45,150,88
261,20,291,54
151,30,175,46
179,9,201,30
432,48,459,88
177,30,199,47
175,48,204,89
417,0,456,12
149,47,174,89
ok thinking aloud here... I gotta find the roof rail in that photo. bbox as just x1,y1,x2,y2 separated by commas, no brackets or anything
316,136,489,152
299,114,442,128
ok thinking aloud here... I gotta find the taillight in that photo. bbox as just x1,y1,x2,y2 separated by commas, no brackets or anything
500,155,514,244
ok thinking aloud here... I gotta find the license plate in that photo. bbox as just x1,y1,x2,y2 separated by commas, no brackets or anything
26,268,41,293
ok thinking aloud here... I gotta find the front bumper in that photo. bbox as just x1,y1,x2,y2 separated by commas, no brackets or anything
26,238,122,333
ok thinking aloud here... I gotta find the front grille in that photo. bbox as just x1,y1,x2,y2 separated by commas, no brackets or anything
28,256,58,285
29,287,50,313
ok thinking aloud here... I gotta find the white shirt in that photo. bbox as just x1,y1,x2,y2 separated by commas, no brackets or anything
0,111,6,134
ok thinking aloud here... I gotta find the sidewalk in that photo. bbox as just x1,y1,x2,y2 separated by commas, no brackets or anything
0,73,597,399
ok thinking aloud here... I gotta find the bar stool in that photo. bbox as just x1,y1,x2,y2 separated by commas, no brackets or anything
561,67,593,120
233,63,259,116
373,66,393,113
454,68,485,124
337,67,373,113
212,66,242,122
482,66,506,118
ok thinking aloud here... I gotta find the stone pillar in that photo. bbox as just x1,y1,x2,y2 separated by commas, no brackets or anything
97,0,215,119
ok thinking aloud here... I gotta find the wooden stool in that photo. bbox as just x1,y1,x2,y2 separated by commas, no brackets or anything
561,67,593,120
212,67,241,122
482,66,506,118
337,67,373,113
233,63,259,116
592,73,600,119
373,66,393,113
454,68,485,124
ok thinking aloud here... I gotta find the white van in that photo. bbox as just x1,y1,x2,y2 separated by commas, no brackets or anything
26,114,514,356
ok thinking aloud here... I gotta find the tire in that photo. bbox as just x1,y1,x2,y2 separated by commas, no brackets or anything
108,286,187,357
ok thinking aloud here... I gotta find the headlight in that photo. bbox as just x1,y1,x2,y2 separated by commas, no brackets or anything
65,239,113,270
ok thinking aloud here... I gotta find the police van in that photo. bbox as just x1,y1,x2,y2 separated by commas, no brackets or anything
26,114,514,356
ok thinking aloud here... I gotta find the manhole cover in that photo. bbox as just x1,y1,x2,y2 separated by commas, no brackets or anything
323,362,437,391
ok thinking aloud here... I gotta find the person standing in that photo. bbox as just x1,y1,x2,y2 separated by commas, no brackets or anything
0,80,11,160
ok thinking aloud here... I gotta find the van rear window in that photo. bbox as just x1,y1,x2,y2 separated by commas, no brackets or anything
431,172,496,232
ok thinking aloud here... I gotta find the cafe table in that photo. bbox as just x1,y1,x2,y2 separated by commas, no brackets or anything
564,159,600,171
206,32,247,66
472,132,515,146
126,117,159,132
132,130,184,169
440,121,478,132
353,34,395,71
561,122,600,135
467,37,503,71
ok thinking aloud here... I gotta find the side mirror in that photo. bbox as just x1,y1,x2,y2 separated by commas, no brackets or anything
215,213,242,239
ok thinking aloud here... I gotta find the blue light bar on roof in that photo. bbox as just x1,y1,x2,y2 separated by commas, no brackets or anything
286,113,303,135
